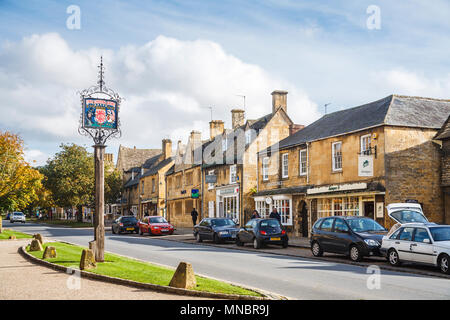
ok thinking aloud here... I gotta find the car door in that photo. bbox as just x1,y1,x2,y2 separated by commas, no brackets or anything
410,227,435,265
395,227,415,261
317,218,336,252
241,220,255,243
198,219,209,238
331,219,352,253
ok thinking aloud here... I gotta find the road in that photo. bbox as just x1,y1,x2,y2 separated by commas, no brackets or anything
6,220,450,300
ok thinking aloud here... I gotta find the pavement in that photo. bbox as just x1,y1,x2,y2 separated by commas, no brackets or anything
0,238,204,300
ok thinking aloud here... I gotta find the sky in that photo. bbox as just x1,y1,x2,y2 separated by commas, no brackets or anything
0,0,449,166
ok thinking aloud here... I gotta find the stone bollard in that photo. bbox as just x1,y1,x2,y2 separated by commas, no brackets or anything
29,239,43,251
80,249,96,270
33,234,44,245
43,246,57,259
169,262,197,290
9,235,16,240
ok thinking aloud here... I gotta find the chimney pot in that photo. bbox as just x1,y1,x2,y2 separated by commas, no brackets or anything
231,109,245,129
209,120,224,140
271,90,288,114
162,139,172,160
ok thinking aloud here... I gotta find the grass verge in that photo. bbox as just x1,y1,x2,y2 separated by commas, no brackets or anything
26,241,262,297
0,229,32,240
30,218,93,228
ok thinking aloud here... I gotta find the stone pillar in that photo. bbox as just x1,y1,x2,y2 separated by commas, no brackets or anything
94,145,105,262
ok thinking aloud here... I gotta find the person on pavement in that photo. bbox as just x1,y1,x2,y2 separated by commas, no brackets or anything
191,208,199,226
250,210,260,220
269,208,281,223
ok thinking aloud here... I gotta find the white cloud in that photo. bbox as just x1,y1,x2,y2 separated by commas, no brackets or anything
24,149,48,167
0,33,320,159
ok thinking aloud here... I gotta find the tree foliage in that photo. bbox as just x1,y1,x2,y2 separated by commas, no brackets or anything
105,164,122,205
0,131,43,212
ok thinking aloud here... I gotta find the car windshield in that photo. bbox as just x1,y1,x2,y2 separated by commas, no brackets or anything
260,219,281,228
13,212,24,216
429,227,450,242
211,219,235,227
122,217,137,223
347,218,385,232
149,217,167,224
391,210,427,223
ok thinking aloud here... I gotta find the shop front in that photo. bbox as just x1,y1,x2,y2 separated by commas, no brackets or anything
216,185,240,223
307,182,386,230
141,197,158,217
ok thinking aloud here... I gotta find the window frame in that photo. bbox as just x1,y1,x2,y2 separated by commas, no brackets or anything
332,141,342,172
262,157,269,181
230,164,237,184
360,134,371,155
299,149,307,176
281,153,289,178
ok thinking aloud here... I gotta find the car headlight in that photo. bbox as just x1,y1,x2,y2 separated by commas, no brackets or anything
218,231,229,236
364,239,380,246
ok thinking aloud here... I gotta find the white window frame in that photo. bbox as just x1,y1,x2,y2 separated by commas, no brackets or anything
332,141,342,172
208,170,215,190
230,165,237,184
262,157,269,181
272,195,292,226
282,153,289,178
360,134,371,155
299,149,307,176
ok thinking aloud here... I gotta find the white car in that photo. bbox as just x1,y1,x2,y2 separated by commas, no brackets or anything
10,212,26,223
381,203,450,274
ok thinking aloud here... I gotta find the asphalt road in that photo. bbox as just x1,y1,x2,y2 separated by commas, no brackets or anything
6,221,450,300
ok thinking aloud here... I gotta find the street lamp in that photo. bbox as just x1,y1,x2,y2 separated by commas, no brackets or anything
78,57,122,262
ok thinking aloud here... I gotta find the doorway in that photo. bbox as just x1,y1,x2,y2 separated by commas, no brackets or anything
299,201,308,237
363,201,374,219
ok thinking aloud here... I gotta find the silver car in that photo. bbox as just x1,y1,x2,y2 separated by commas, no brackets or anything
10,212,26,223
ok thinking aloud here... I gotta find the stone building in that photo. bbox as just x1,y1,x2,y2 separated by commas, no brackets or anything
116,145,161,174
202,90,297,224
122,140,174,218
256,95,450,238
434,115,450,225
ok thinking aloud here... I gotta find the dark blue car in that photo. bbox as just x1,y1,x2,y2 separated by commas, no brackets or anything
194,218,239,243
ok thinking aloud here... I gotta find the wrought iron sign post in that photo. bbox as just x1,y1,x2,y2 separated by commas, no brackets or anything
78,57,122,262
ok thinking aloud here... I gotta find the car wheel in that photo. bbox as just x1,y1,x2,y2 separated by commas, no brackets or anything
388,248,401,266
311,241,323,257
10,221,13,224
196,233,203,243
282,240,288,248
438,254,450,274
213,233,220,244
253,238,261,249
349,245,363,262
139,228,143,236
236,236,244,247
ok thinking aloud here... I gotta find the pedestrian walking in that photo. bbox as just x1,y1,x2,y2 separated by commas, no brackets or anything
269,207,281,223
191,208,199,226
250,210,260,220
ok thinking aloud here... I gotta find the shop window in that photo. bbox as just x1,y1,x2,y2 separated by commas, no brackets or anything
255,200,270,219
185,199,194,215
317,197,360,218
262,157,269,181
299,149,307,176
223,195,238,222
282,153,289,178
273,198,292,225
332,141,342,171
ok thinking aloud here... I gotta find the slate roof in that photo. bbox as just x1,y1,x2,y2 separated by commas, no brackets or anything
124,155,174,188
434,115,450,140
141,157,174,178
261,95,450,153
116,145,161,172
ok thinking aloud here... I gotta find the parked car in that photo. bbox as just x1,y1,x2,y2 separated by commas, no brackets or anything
194,218,239,243
236,218,288,249
386,202,427,236
111,216,139,234
310,216,388,262
138,216,174,236
381,223,450,274
9,212,26,223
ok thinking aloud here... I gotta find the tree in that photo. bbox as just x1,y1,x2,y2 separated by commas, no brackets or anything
41,144,95,217
0,131,43,213
105,164,122,205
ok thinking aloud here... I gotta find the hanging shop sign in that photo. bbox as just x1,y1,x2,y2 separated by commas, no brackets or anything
191,189,200,199
307,182,367,195
83,98,118,129
358,155,374,177
205,174,217,184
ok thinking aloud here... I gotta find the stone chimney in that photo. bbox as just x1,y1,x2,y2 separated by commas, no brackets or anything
271,90,288,114
289,124,304,136
190,131,202,150
209,120,224,140
162,139,172,160
231,109,245,129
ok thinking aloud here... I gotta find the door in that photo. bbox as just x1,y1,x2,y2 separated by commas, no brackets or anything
317,218,335,252
396,227,415,261
363,201,374,219
300,202,308,237
331,219,352,253
241,220,255,243
410,228,435,264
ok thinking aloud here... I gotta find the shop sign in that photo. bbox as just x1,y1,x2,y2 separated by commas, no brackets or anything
205,174,217,184
307,182,367,195
376,202,384,218
266,181,283,187
219,187,238,195
358,155,373,177
191,189,199,199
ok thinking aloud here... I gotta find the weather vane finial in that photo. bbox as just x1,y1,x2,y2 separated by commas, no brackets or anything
98,56,105,92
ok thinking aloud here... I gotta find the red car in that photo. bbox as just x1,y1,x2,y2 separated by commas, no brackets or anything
139,216,174,236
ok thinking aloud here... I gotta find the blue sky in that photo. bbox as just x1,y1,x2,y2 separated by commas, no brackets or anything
0,0,449,165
